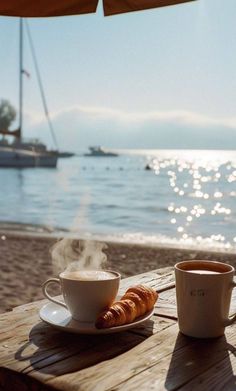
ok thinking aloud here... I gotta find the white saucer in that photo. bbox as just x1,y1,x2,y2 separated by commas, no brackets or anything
39,302,155,334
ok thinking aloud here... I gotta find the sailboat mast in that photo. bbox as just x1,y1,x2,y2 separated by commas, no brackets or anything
19,18,23,141
25,20,59,151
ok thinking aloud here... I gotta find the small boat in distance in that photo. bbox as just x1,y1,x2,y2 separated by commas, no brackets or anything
56,151,75,158
84,146,118,157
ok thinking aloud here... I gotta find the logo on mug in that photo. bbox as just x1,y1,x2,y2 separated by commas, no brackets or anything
190,289,206,297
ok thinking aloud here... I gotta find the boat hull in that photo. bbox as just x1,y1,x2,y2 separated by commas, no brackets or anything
84,153,117,157
0,148,57,168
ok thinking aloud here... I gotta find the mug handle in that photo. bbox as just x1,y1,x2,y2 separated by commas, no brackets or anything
224,280,236,326
42,278,67,309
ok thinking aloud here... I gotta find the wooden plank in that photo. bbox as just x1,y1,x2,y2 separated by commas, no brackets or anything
128,314,175,337
0,320,92,372
0,315,175,380
155,287,177,319
179,349,236,391
101,327,236,391
44,324,236,391
119,270,175,295
2,265,235,391
27,331,146,380
23,316,174,377
0,270,176,391
44,323,181,391
0,316,175,390
1,267,236,391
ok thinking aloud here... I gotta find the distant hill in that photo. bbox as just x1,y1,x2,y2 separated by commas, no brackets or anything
24,107,236,151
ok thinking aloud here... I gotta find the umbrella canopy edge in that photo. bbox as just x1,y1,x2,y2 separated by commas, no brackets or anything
0,0,197,18
103,0,197,16
0,0,99,17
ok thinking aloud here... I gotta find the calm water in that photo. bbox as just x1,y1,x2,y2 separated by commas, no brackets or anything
0,149,236,251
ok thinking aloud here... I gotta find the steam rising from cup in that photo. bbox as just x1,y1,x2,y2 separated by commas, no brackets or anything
50,239,108,274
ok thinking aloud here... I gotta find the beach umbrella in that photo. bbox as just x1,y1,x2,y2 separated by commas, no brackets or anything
0,0,196,17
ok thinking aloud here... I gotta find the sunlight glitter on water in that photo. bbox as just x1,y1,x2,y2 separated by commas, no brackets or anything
143,150,236,251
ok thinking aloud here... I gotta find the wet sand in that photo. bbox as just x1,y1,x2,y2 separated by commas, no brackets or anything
0,232,235,314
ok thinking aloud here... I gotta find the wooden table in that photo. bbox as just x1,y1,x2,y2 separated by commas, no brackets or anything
1,267,236,391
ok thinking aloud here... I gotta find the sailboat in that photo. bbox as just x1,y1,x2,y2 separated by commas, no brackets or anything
0,19,60,168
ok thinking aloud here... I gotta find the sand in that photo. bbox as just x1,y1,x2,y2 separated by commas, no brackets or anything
0,231,235,314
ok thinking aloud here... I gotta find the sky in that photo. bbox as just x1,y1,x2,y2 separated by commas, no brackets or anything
0,0,236,151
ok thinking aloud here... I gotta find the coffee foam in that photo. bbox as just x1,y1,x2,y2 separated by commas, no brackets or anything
177,260,232,274
62,270,116,281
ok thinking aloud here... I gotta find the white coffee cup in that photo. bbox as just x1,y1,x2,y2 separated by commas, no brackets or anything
42,269,120,323
175,260,236,338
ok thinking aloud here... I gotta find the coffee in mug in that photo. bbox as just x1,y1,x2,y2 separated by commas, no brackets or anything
42,269,120,323
175,260,236,338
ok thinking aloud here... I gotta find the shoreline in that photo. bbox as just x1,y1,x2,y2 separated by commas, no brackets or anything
0,221,235,255
1,228,236,315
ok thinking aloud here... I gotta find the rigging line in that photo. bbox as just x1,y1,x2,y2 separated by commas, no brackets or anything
19,18,23,138
24,19,59,150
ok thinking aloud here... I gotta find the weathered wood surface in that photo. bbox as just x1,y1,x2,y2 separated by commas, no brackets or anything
0,267,236,391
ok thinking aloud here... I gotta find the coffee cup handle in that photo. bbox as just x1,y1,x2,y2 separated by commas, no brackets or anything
42,278,67,309
224,280,236,326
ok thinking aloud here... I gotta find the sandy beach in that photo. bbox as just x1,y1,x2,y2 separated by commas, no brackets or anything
0,230,235,314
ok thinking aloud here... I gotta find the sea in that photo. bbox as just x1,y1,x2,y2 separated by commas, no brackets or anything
0,149,236,252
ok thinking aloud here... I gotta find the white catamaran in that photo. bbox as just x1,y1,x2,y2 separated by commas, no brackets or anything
0,19,61,168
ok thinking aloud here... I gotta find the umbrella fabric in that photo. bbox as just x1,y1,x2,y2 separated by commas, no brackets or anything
104,0,196,16
0,0,196,17
0,0,98,17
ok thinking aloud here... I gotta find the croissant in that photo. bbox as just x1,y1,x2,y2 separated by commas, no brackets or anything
95,285,158,329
